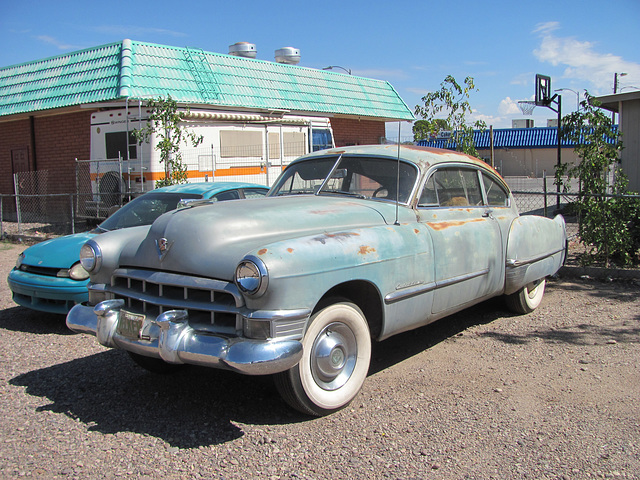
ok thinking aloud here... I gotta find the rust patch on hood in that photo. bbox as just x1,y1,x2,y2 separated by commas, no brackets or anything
258,248,268,255
287,248,294,253
358,245,376,255
313,232,360,244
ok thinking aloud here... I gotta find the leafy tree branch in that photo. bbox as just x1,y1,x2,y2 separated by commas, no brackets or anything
134,96,203,187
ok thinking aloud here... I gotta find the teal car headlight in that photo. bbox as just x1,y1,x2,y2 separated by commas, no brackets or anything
79,241,102,273
15,253,25,269
67,261,90,280
234,256,268,297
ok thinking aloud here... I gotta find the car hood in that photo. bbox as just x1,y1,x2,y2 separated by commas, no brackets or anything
21,232,97,269
121,195,413,280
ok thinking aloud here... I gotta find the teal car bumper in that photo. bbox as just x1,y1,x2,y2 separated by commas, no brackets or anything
7,269,89,314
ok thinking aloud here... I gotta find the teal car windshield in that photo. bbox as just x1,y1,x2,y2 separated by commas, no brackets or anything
271,155,419,204
95,192,201,232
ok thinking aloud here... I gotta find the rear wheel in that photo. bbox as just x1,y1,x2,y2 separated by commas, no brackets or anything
505,278,546,314
274,301,371,416
128,352,185,374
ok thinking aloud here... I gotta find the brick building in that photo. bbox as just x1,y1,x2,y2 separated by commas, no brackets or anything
0,40,413,201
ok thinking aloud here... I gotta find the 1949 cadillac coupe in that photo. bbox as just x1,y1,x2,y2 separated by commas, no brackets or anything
66,145,567,416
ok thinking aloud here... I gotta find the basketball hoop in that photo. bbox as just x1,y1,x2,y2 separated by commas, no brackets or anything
518,101,537,116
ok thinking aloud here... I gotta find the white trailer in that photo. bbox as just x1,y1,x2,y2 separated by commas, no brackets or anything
86,108,334,205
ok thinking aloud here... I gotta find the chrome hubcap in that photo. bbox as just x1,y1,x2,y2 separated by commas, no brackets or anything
311,322,357,391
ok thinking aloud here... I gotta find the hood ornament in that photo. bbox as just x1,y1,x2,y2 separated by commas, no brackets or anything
156,237,173,261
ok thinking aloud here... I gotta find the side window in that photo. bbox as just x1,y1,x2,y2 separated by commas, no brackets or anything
420,167,483,207
243,188,268,198
211,190,241,202
418,176,438,206
482,174,509,207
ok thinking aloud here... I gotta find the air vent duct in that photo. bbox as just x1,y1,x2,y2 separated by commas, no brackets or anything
228,42,257,59
275,47,300,65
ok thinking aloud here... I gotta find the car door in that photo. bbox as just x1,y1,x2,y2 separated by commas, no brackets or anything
416,166,503,315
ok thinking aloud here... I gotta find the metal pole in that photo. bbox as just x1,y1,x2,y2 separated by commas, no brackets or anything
489,125,494,168
13,173,22,235
70,194,75,234
543,173,548,218
556,95,562,211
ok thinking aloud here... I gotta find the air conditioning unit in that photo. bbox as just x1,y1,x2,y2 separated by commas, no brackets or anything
512,119,534,128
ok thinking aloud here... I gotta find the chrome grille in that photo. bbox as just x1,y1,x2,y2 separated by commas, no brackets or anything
109,268,244,335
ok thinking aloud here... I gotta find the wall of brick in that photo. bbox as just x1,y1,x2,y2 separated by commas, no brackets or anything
0,118,32,194
0,112,385,196
331,117,386,146
0,110,92,195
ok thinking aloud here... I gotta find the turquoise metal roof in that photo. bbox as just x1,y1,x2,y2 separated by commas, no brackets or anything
0,40,414,121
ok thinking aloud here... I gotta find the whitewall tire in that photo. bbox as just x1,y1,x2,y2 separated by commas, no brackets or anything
275,301,371,416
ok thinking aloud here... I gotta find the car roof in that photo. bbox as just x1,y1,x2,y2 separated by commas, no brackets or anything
153,181,269,197
296,144,498,174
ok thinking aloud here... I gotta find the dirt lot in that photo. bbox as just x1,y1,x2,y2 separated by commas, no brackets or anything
0,241,639,480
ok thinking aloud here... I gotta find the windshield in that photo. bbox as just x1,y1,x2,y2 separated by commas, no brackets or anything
96,192,202,232
270,155,418,204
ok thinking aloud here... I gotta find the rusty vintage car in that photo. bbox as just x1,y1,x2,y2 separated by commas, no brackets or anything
66,145,567,416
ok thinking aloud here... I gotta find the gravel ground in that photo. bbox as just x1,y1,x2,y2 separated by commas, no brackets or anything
0,241,639,480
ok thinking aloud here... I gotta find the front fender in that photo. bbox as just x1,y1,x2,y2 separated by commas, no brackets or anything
241,224,435,313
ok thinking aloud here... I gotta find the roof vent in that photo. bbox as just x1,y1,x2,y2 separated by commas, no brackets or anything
228,42,257,59
275,47,300,65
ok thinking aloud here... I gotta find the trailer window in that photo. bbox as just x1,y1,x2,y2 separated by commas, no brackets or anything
312,129,333,152
105,132,137,160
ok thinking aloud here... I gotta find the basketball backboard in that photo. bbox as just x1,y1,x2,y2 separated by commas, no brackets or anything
535,74,552,106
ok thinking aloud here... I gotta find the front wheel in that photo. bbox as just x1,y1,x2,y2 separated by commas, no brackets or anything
274,301,371,416
505,278,546,314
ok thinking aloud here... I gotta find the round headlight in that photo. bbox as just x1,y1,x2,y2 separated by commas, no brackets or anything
79,241,102,273
234,256,268,297
68,261,90,280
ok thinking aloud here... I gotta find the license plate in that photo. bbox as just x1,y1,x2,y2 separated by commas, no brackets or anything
117,310,144,339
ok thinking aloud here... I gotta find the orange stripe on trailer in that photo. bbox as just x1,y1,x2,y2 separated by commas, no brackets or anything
90,165,278,182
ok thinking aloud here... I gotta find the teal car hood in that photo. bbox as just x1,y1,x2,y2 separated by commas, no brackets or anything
21,232,97,269
122,195,414,280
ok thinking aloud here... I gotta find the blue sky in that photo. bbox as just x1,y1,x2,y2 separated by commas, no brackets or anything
2,0,639,138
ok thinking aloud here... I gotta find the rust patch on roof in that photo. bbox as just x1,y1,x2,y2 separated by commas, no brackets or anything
358,245,376,255
414,228,420,234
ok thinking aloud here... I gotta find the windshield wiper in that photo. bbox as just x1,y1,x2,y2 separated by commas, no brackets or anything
319,190,367,199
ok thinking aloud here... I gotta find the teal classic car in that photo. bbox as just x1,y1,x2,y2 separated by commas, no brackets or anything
66,145,566,416
8,182,268,314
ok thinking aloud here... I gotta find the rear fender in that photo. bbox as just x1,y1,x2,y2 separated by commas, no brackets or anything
504,215,567,295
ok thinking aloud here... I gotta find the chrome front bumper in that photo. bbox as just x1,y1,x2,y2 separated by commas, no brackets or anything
66,300,304,375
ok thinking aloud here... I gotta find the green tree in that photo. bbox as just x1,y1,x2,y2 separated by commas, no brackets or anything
556,92,639,266
414,75,486,157
412,119,449,141
134,96,203,187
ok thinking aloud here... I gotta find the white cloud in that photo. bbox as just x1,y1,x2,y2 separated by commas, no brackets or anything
91,25,187,38
498,97,524,115
532,23,640,94
352,68,409,80
35,35,80,50
405,87,431,97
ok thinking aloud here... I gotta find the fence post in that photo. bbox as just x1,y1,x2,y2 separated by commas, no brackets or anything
543,174,548,218
70,194,75,235
13,173,22,235
0,196,3,239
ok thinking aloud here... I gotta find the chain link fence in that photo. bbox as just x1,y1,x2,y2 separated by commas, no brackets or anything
2,169,639,278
